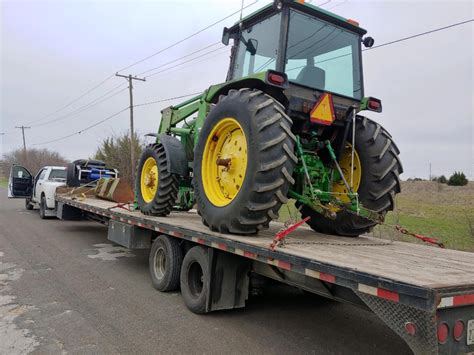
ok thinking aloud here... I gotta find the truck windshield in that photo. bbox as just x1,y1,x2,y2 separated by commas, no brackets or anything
49,169,66,180
285,10,362,100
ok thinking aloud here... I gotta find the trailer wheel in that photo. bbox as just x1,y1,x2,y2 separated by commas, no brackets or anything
180,246,209,314
149,235,183,292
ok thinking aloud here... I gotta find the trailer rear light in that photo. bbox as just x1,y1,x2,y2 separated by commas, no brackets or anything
268,73,285,85
437,322,449,344
453,320,464,341
404,322,417,336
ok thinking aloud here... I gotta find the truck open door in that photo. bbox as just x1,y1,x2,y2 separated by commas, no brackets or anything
8,165,33,198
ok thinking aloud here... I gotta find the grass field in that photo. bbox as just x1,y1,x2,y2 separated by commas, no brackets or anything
0,177,7,188
279,181,474,252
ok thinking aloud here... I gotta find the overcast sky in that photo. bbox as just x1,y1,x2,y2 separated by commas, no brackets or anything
1,0,473,179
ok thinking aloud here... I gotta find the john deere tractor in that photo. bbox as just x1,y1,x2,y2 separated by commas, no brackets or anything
136,0,403,236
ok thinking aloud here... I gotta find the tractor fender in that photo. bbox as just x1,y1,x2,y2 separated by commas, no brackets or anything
158,134,188,177
206,78,288,107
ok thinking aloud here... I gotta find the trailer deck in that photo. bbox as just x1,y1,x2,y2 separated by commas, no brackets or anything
56,194,474,310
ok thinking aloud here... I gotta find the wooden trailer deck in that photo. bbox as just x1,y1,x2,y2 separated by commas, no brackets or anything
56,194,474,311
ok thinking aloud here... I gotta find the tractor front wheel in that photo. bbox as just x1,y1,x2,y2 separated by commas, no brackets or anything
136,144,179,216
193,88,296,234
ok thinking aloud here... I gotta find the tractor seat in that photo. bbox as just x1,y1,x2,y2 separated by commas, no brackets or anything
295,66,326,89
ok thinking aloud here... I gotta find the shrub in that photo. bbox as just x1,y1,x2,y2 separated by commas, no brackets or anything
437,175,447,184
448,171,468,186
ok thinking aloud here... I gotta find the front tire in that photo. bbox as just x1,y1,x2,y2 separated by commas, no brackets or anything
302,116,403,237
136,143,179,216
193,89,296,234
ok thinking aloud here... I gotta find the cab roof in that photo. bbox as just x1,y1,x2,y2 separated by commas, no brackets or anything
226,0,367,36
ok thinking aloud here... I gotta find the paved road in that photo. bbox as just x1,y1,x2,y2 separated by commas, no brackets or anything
0,189,411,354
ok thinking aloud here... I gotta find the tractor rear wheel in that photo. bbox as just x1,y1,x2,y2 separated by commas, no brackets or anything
136,144,179,216
193,88,296,234
301,116,403,237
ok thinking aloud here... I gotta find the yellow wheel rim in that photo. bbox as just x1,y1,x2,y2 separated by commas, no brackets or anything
202,117,248,207
332,143,362,203
141,157,159,203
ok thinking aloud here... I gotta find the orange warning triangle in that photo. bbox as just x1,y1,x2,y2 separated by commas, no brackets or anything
310,93,335,125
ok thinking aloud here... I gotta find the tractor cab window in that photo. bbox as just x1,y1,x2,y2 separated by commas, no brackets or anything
285,10,362,100
233,13,281,78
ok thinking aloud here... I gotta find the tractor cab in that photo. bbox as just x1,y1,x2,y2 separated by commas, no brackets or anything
223,0,373,113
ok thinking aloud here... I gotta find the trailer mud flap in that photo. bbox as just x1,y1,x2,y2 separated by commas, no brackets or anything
356,291,438,354
56,202,83,220
206,249,251,312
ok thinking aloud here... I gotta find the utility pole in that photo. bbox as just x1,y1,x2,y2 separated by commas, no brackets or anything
429,162,432,181
15,126,30,152
115,73,146,179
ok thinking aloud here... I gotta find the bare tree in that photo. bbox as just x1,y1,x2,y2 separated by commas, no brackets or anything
94,131,142,184
0,148,68,178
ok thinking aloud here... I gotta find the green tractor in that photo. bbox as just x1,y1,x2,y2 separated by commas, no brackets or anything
135,0,402,237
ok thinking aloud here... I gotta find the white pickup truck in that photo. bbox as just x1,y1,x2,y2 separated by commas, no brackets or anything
8,165,67,218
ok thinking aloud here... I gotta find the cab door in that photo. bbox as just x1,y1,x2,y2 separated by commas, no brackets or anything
8,165,33,198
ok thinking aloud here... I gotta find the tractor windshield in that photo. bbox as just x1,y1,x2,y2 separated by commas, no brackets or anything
233,13,281,78
286,10,362,100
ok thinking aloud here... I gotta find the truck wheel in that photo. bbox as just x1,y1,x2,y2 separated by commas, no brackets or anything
180,246,210,314
193,89,296,234
39,195,47,219
136,144,179,216
149,235,183,291
301,116,403,237
25,198,33,210
66,163,80,187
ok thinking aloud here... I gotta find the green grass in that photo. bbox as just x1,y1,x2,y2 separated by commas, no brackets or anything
0,177,7,188
278,181,474,252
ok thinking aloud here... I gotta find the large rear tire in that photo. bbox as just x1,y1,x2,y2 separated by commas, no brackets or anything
66,163,80,187
193,88,296,234
302,116,403,237
136,143,179,216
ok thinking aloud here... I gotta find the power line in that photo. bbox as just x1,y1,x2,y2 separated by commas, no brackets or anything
116,0,258,74
146,46,228,79
134,92,203,108
137,41,221,76
32,107,129,146
27,2,258,127
32,91,203,146
367,19,473,50
32,84,128,128
28,74,115,125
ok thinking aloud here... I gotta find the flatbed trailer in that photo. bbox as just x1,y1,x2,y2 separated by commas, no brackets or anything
55,192,474,354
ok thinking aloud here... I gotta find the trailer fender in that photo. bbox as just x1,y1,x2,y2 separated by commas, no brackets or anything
158,134,188,177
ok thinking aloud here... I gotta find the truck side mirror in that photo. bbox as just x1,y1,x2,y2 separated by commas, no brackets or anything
222,27,230,45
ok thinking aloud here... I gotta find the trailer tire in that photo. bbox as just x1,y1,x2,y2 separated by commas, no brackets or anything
66,163,80,187
149,235,183,292
180,246,209,314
